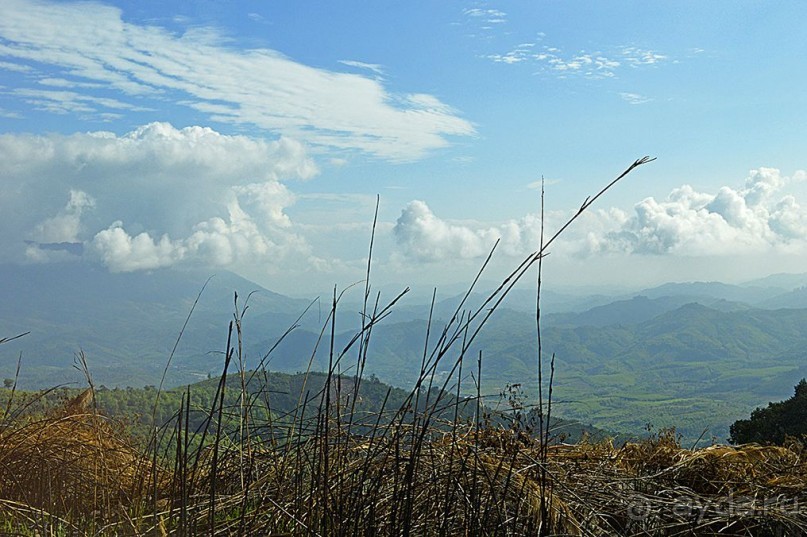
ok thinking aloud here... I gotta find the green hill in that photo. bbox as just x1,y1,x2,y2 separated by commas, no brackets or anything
248,302,807,441
5,262,807,442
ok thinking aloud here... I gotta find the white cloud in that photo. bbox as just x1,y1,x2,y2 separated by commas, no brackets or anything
526,178,560,189
91,225,182,272
487,41,668,80
619,92,652,105
232,181,295,228
393,200,545,262
38,77,104,89
0,60,32,72
33,189,95,243
464,8,507,24
583,168,807,256
394,201,492,261
0,0,475,161
90,198,307,272
621,47,667,66
338,60,384,75
0,123,323,273
487,43,535,65
13,88,149,115
393,168,807,265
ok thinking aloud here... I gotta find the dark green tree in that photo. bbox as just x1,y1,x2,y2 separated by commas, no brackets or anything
730,379,807,444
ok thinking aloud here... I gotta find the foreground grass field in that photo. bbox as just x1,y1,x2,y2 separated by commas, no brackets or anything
1,387,806,536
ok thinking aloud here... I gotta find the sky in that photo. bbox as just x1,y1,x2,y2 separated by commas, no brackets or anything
1,0,806,298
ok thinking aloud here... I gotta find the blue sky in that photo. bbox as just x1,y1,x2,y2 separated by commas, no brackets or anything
1,0,806,296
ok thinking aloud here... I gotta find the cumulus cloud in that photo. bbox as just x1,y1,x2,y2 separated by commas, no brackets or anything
89,198,307,272
32,189,95,243
393,200,545,262
0,122,322,272
0,0,474,160
583,168,807,256
393,168,807,264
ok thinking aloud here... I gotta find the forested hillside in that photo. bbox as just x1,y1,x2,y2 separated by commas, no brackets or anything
4,262,807,441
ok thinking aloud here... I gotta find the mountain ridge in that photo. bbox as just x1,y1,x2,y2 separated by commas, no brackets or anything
4,261,807,441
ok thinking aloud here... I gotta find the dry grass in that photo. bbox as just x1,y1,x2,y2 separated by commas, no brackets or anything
0,394,159,533
1,395,806,536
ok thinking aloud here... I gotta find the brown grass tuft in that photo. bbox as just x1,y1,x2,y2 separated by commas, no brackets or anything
0,396,158,523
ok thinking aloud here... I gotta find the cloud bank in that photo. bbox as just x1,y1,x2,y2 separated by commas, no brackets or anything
587,168,807,256
0,123,323,272
393,168,807,262
0,0,474,160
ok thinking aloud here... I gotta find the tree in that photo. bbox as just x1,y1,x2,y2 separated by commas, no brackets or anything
729,379,807,445
3,378,13,389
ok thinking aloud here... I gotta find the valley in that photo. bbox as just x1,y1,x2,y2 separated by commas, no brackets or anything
3,262,807,442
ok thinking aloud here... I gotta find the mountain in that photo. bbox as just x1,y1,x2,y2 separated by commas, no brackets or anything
755,286,807,309
4,262,807,443
0,262,318,388
236,298,807,441
741,272,807,290
545,295,750,328
389,288,625,323
637,281,778,304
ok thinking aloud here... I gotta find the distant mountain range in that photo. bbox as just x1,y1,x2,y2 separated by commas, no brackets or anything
3,261,807,441
0,262,320,388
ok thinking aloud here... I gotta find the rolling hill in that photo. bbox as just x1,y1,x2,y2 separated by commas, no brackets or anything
4,261,807,441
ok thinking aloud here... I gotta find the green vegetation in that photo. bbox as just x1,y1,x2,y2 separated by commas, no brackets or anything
5,262,807,442
6,255,807,444
730,379,807,445
254,303,807,441
0,371,607,451
2,366,807,535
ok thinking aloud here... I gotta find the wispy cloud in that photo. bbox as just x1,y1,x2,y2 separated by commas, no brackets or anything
621,47,667,66
0,0,474,161
12,88,151,115
526,178,560,190
464,8,507,25
486,43,535,64
38,77,104,89
0,107,22,119
0,60,32,72
487,40,669,80
619,92,652,105
338,60,385,76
